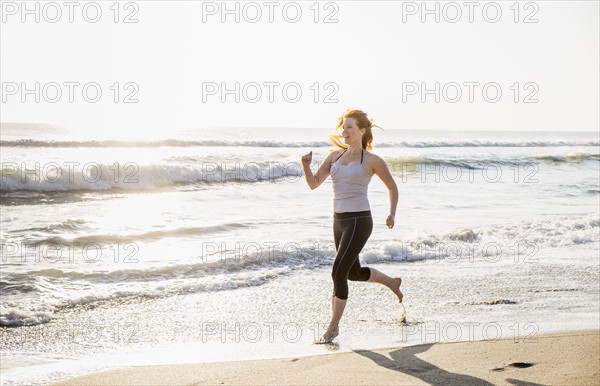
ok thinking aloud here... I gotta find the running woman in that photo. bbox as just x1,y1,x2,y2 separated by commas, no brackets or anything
301,109,403,344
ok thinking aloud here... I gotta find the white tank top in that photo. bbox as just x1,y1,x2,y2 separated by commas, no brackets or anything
330,149,373,213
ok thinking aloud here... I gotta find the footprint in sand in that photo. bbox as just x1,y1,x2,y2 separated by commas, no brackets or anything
492,362,535,371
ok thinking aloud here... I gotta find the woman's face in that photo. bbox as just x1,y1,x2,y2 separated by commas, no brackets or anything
341,117,364,145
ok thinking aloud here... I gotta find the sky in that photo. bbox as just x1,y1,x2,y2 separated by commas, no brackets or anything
1,0,599,137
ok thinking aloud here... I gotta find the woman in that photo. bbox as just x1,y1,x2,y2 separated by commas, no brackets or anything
301,109,403,344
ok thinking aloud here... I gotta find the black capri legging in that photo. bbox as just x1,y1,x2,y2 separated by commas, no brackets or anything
331,210,373,300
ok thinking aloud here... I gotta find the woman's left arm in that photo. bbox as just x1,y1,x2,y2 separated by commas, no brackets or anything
372,156,398,229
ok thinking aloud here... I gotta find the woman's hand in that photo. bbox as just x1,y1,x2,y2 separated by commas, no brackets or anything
301,151,313,168
386,214,395,229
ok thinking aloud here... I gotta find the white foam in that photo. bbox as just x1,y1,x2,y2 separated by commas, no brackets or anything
0,162,303,192
2,138,598,148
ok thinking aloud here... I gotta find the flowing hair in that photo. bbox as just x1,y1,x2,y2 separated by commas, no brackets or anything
328,109,384,151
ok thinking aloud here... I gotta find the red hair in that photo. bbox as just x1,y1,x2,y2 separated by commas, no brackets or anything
329,109,383,151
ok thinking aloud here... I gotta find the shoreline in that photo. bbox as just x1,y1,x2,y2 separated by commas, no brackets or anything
2,247,597,385
53,329,599,386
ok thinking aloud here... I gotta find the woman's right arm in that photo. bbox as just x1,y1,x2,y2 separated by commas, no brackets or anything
302,151,336,190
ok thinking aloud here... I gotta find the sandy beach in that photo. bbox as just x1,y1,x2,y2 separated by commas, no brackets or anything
2,0,599,385
53,330,599,386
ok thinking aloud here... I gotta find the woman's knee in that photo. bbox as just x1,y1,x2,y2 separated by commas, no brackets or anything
333,285,349,300
348,267,371,282
348,270,360,281
331,269,347,283
331,273,349,299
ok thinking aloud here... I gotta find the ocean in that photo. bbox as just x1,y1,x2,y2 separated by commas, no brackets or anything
1,124,599,385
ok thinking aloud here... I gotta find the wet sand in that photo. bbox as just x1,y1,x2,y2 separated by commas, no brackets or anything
54,330,599,385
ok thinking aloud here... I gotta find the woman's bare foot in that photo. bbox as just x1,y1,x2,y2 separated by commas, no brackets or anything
314,324,339,344
391,277,403,303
